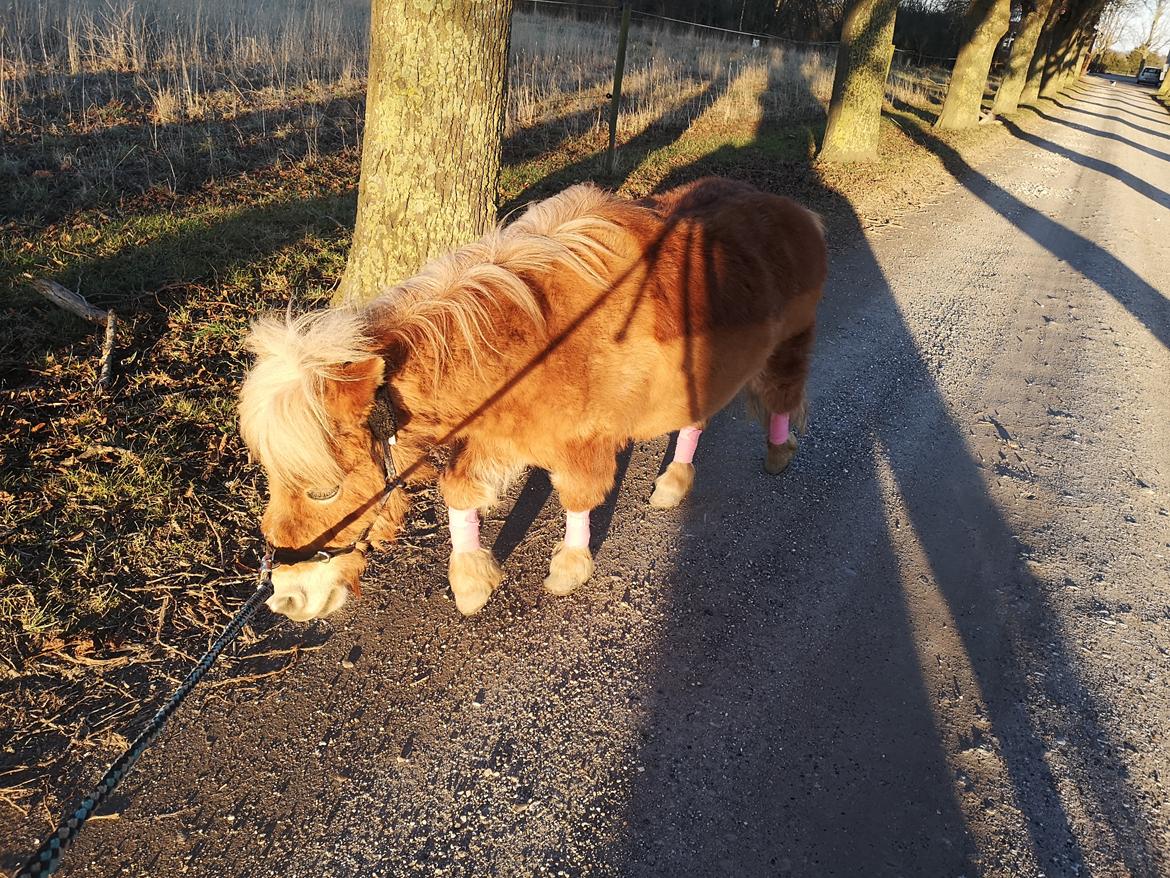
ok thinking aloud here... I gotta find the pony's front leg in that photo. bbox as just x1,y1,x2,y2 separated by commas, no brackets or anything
440,447,505,616
545,442,618,596
544,509,595,596
650,423,703,509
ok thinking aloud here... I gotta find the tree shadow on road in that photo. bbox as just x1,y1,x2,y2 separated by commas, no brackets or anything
996,116,1170,211
610,70,1165,877
884,111,1170,352
1019,103,1170,164
1050,97,1170,142
1068,80,1170,119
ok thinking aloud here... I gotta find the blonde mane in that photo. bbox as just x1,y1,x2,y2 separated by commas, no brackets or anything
239,309,372,489
374,182,621,386
240,183,623,485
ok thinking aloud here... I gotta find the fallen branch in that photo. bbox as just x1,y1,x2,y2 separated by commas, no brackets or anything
31,280,106,324
99,310,118,388
32,280,119,388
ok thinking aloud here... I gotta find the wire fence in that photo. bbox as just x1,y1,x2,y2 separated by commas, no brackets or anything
514,0,959,174
630,9,840,48
1,0,956,161
524,0,961,66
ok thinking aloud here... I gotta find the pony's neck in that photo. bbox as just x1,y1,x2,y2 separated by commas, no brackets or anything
375,333,474,455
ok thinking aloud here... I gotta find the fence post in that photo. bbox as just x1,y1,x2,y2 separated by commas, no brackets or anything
604,2,632,175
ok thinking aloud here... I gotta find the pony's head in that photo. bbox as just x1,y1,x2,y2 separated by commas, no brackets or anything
239,311,405,621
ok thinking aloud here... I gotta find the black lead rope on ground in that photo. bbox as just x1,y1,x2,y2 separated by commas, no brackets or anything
16,576,275,878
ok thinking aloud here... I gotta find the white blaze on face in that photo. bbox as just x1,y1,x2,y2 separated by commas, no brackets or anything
266,553,364,621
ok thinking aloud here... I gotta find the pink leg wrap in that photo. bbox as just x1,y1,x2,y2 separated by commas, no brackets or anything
564,510,591,550
673,426,703,465
447,507,480,553
769,412,790,445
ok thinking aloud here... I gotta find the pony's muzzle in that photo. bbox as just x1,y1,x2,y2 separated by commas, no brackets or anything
266,588,309,620
265,553,363,621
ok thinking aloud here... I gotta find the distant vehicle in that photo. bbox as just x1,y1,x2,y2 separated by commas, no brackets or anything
1136,66,1163,85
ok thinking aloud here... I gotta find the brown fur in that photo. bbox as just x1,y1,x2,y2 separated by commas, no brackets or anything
240,177,825,611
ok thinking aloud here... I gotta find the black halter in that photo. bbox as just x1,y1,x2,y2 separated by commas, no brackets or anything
367,383,400,445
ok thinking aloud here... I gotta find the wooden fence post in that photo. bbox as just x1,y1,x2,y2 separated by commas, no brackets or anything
604,2,632,175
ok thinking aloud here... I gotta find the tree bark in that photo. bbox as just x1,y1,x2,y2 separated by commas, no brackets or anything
1061,30,1093,90
1037,8,1078,98
935,0,1013,129
1039,1,1101,99
991,0,1057,115
1020,1,1062,105
817,0,898,162
338,0,514,304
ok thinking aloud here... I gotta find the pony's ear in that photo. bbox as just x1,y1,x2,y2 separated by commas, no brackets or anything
322,356,384,426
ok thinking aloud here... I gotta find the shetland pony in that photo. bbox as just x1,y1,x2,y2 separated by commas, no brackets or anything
239,177,825,619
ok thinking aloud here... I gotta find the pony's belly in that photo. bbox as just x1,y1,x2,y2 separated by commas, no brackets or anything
628,328,773,438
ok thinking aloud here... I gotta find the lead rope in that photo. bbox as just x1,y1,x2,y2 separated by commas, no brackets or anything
17,429,401,876
15,563,275,878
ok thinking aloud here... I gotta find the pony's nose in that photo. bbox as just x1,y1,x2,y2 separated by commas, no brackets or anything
267,590,305,618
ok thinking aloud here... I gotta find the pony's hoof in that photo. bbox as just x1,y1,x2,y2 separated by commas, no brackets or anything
448,548,503,615
650,461,695,509
765,436,798,475
543,543,594,596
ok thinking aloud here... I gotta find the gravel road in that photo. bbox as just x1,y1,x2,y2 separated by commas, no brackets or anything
21,76,1170,878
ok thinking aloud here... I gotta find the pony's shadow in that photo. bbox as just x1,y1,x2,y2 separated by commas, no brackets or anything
491,445,635,562
605,65,1164,878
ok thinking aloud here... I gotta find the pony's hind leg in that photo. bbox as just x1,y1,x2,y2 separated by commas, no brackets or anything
544,440,619,596
440,443,507,616
650,423,704,509
749,327,814,475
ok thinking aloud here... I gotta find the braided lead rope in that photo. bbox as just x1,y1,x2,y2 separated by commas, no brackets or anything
16,574,275,878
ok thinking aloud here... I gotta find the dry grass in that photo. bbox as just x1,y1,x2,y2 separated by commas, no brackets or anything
0,1,957,847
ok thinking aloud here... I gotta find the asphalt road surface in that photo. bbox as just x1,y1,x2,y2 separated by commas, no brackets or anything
23,76,1170,877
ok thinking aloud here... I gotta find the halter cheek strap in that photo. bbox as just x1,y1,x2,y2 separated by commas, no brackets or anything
267,384,403,583
367,384,400,446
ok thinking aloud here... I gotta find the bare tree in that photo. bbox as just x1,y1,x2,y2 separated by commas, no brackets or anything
1094,0,1137,58
1134,0,1170,66
818,0,899,161
339,0,514,303
935,0,1013,129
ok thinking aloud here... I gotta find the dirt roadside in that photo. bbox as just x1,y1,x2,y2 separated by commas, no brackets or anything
4,76,1169,877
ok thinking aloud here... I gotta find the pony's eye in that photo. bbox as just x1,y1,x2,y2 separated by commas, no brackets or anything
306,486,340,502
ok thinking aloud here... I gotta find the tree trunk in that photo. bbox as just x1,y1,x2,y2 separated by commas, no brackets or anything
935,0,1013,129
1020,1,1062,105
338,0,514,304
1062,31,1093,90
1039,1,1100,99
817,0,898,162
1037,10,1078,98
991,0,1056,115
